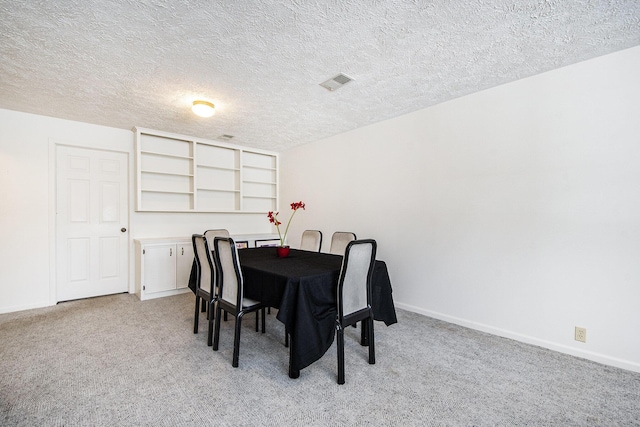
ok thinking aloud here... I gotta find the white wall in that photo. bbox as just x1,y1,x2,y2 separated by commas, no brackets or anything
0,110,270,313
279,45,640,372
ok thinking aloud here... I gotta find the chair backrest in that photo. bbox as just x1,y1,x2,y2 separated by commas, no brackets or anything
337,239,377,320
300,230,322,252
192,234,214,295
213,237,243,307
329,232,357,255
204,229,230,252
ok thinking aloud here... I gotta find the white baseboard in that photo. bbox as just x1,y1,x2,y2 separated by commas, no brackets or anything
395,301,640,374
0,300,54,315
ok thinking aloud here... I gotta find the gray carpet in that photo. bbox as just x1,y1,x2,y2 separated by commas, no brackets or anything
1,293,638,426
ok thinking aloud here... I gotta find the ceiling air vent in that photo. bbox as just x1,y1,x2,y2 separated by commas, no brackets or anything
217,134,234,141
319,73,354,91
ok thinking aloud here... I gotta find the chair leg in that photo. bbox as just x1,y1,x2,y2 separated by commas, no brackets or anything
284,327,289,347
261,308,266,333
337,323,345,385
255,309,259,332
232,313,243,367
362,311,376,365
368,318,375,365
369,317,376,365
212,303,222,351
207,300,214,346
201,298,207,313
205,298,212,321
194,296,200,334
360,320,368,346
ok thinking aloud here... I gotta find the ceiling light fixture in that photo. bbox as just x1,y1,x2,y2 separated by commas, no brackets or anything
192,100,215,117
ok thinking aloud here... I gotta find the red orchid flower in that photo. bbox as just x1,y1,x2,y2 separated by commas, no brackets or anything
268,201,306,246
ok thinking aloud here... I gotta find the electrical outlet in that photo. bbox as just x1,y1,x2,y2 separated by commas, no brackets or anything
575,326,586,343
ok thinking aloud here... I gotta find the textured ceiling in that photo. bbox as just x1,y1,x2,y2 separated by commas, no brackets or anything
1,1,639,152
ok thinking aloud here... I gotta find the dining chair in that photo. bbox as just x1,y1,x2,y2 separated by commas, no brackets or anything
300,230,323,252
192,234,216,346
329,231,357,255
201,229,230,316
212,237,266,367
335,239,377,385
204,228,230,252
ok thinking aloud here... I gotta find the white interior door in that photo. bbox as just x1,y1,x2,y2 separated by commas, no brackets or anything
56,145,129,302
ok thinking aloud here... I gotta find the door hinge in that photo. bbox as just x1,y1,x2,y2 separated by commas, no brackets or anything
143,249,145,255
143,285,145,290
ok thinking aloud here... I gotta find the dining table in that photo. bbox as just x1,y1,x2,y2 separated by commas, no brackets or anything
237,246,397,378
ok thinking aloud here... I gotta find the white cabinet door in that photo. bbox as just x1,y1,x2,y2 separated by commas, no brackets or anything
176,242,194,290
142,244,176,293
135,238,195,300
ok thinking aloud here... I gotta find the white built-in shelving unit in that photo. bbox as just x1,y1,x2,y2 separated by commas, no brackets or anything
134,127,278,212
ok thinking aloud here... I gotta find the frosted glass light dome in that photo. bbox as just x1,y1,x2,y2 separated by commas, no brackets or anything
192,100,215,117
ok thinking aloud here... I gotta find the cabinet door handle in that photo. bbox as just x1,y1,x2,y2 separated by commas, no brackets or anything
170,248,173,256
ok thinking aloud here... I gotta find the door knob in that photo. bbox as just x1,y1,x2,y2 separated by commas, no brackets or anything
121,227,127,232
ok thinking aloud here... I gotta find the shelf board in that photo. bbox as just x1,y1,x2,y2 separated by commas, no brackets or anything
140,170,194,177
136,209,200,213
136,208,269,213
140,150,193,160
197,164,240,172
141,189,194,195
243,195,277,200
243,180,276,185
197,188,240,193
243,165,277,171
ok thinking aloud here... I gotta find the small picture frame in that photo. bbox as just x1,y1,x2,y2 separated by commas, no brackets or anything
235,241,249,249
255,239,281,248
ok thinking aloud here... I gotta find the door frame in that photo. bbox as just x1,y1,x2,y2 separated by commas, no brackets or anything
48,138,132,305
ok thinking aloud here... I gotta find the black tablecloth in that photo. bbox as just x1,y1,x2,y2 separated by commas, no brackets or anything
238,247,397,374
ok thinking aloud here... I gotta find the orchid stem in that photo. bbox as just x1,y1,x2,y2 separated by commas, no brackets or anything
281,209,298,246
276,224,283,246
